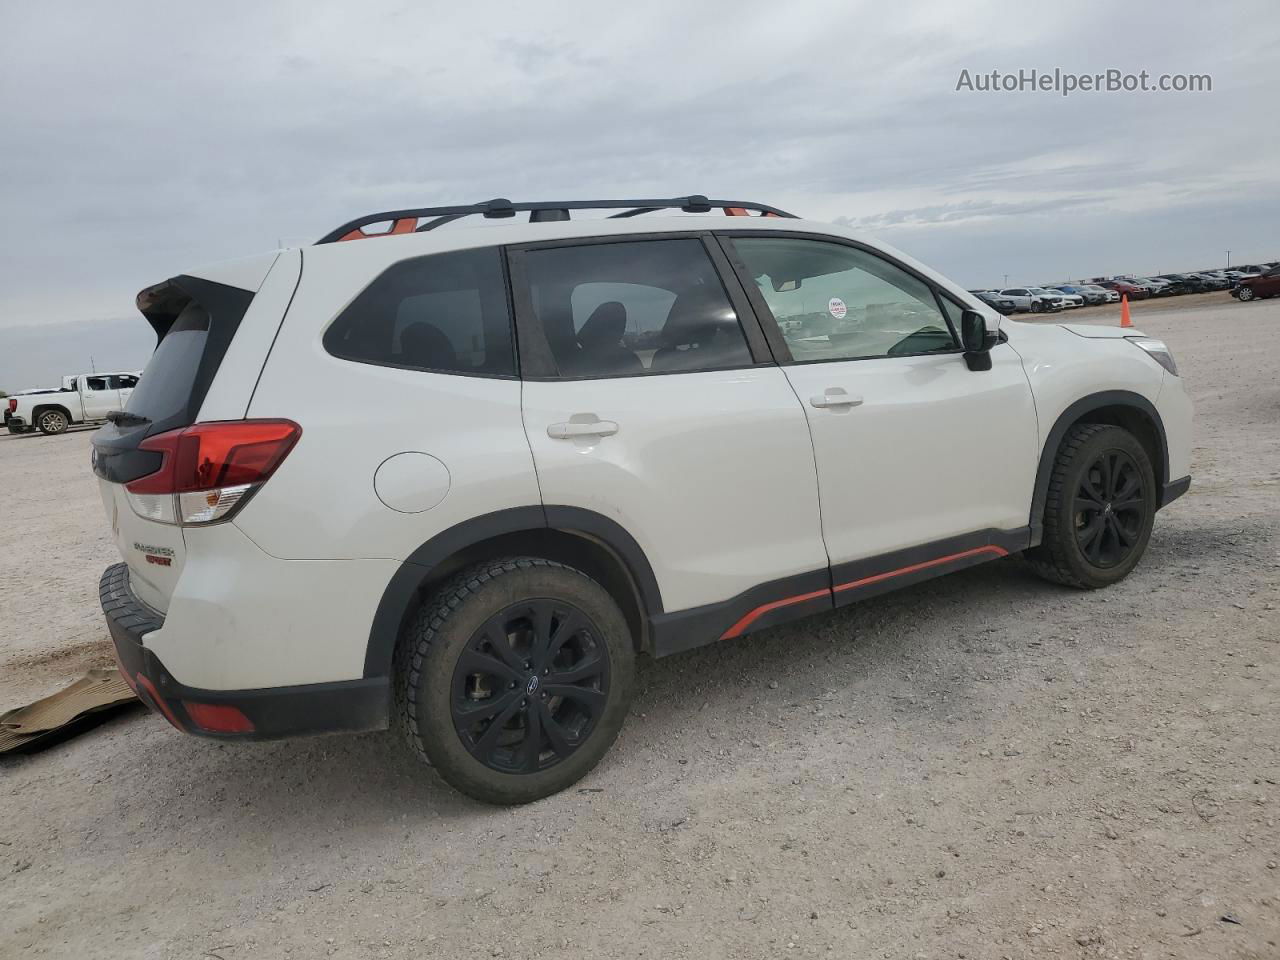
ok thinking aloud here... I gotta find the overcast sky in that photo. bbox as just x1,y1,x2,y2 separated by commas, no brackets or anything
2,0,1277,389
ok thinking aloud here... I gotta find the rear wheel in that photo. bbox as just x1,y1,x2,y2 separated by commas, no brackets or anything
1026,423,1156,589
37,410,68,435
395,557,635,804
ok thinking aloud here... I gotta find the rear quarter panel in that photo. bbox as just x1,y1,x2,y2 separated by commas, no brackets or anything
233,242,541,562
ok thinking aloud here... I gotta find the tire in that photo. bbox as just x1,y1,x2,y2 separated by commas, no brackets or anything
1236,286,1255,302
37,409,69,435
395,557,635,804
1025,423,1156,590
1031,301,1044,313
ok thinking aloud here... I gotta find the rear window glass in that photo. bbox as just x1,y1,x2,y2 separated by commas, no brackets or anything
125,303,210,424
323,247,515,377
521,239,752,378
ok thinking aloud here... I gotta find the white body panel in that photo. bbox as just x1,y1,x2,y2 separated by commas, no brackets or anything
1157,373,1193,482
237,244,539,562
522,367,827,611
780,343,1038,564
79,376,120,419
98,478,186,614
182,250,281,294
1001,319,1168,466
143,522,397,688
196,250,298,420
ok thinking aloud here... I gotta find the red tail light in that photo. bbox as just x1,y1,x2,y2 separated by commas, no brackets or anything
6,398,15,413
182,701,255,734
124,420,300,525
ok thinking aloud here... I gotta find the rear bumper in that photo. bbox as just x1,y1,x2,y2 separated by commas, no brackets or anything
100,562,388,740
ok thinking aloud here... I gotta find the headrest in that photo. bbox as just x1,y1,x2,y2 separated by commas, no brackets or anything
661,293,727,346
578,301,627,346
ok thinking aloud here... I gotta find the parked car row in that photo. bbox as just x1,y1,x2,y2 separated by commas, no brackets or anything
970,261,1279,314
969,284,1114,314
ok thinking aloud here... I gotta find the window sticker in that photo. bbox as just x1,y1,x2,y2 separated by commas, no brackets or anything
828,297,847,320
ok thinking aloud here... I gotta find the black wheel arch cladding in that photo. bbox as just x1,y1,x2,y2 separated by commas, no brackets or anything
364,506,663,679
1029,390,1170,543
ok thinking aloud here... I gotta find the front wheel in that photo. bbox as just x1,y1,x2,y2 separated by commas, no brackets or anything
1236,286,1255,301
37,410,68,435
395,557,635,804
1026,423,1156,589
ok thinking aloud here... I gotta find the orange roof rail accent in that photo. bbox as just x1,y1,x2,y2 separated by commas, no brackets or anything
336,217,419,242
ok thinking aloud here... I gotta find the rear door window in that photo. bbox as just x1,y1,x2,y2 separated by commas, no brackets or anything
323,247,515,377
517,238,753,378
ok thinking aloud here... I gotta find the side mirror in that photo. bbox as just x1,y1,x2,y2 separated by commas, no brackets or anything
960,310,996,371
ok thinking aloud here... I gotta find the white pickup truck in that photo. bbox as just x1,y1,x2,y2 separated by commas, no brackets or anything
6,372,141,435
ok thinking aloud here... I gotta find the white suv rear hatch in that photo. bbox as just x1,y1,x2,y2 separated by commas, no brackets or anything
91,255,282,614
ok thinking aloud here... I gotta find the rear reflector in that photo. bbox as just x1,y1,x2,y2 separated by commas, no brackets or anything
181,701,255,734
124,420,300,526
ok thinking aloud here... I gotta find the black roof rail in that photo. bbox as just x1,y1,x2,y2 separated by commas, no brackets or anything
315,196,797,243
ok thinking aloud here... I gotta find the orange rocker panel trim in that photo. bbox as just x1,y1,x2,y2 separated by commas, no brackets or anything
721,545,1009,640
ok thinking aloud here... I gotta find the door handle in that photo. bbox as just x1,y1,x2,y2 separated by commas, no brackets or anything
547,417,619,440
809,388,863,409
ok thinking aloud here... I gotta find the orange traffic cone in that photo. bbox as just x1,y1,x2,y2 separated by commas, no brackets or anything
1120,293,1132,328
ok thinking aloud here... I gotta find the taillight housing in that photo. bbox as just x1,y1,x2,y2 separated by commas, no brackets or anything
124,420,301,525
6,398,15,413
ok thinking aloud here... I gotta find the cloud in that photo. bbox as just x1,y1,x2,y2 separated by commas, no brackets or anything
1,0,1278,375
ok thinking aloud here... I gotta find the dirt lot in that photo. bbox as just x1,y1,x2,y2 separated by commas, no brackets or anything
2,294,1278,959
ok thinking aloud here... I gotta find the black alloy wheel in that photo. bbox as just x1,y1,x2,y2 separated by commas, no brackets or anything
395,557,634,804
451,599,610,774
1073,449,1146,569
1025,423,1157,589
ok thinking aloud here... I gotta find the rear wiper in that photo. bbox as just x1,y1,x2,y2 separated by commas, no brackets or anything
105,411,151,427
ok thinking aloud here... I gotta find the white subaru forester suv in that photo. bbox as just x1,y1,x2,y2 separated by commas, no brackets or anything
93,196,1192,804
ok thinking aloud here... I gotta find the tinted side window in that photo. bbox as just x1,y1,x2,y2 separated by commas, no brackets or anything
86,376,110,391
521,239,752,378
110,374,139,389
731,237,958,362
324,247,515,377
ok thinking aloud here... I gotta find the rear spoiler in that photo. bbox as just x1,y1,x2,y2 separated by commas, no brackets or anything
136,252,280,342
135,279,193,342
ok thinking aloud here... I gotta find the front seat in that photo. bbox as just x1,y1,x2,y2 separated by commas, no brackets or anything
567,301,642,376
650,294,751,372
398,321,458,371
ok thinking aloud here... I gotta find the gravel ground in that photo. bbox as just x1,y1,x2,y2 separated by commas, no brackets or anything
2,295,1278,959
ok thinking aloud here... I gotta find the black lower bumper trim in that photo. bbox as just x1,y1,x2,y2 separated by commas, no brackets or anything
99,563,389,740
1160,475,1191,509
